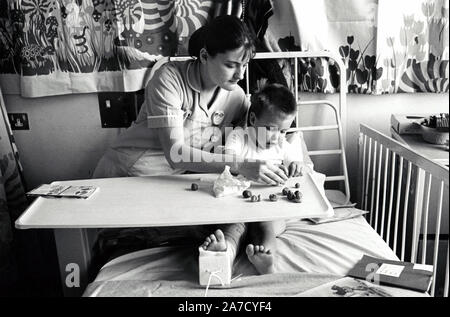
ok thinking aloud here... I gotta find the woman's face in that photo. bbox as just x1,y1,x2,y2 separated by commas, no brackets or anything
202,46,250,91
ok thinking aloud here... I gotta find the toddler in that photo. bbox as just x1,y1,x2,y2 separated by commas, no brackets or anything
201,84,313,274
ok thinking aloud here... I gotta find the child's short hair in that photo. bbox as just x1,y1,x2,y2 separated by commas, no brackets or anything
249,84,296,120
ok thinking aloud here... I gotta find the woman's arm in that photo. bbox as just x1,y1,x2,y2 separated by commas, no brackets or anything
146,63,287,184
157,126,288,185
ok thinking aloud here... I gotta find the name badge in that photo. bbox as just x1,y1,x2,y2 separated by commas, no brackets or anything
184,110,192,119
212,111,225,126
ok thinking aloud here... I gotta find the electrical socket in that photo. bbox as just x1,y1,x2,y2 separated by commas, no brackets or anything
8,113,30,130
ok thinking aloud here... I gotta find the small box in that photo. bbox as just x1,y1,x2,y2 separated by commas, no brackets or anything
391,114,426,135
198,247,232,286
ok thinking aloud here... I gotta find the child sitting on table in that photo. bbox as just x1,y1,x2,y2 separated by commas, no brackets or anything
200,84,313,274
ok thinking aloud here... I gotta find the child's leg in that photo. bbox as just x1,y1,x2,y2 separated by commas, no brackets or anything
200,223,247,268
272,220,287,237
246,220,285,274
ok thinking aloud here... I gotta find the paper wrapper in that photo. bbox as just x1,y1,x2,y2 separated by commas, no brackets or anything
212,166,251,198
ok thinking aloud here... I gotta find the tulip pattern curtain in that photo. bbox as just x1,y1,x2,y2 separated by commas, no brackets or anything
0,0,448,97
265,0,448,94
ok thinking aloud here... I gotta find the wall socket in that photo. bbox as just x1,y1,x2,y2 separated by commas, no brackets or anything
8,113,30,130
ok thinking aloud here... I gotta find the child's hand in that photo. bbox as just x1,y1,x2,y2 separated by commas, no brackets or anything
288,162,313,177
239,160,288,185
288,161,302,177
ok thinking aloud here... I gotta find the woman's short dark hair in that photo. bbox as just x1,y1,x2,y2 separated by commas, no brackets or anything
188,15,255,60
249,84,297,121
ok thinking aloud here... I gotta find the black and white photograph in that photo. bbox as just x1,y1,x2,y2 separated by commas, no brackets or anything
0,0,448,302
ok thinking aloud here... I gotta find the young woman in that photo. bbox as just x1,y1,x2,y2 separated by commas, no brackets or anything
93,16,288,185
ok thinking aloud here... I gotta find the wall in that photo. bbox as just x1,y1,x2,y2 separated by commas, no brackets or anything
4,92,449,201
4,93,120,189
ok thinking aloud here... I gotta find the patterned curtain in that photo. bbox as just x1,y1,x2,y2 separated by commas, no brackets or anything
0,0,217,97
0,86,28,287
0,0,447,97
263,0,449,94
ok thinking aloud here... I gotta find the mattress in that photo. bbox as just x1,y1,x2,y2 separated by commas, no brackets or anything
83,215,402,296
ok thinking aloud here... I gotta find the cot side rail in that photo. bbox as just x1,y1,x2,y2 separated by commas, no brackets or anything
358,124,449,297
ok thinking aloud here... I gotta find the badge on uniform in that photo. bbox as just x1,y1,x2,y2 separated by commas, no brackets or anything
212,110,225,126
184,110,192,119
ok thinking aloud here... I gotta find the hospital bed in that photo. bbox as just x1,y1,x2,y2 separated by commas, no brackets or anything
16,52,449,297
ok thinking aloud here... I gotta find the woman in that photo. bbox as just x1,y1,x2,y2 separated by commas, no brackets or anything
93,16,288,185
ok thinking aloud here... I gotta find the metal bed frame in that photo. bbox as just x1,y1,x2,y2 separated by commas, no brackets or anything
359,124,449,297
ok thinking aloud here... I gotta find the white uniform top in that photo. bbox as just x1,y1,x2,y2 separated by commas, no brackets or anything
93,59,249,178
224,128,307,167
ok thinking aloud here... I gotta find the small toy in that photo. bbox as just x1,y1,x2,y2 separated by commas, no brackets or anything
269,194,278,201
293,197,302,203
282,188,289,195
242,190,252,198
191,183,199,191
251,195,258,202
257,194,261,202
295,183,301,188
293,190,303,203
287,191,294,201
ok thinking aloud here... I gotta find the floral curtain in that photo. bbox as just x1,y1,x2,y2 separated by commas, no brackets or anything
263,0,448,94
377,0,449,93
0,0,448,97
0,0,217,97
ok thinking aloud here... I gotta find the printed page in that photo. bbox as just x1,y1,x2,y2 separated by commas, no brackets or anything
297,277,429,297
59,185,98,198
27,184,71,196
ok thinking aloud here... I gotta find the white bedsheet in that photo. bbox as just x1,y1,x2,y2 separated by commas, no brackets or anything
277,216,398,275
84,215,399,296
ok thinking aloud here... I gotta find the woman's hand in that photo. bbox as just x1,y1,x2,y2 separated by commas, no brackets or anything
237,160,289,185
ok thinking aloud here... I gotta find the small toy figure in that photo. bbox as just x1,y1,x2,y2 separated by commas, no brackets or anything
243,190,252,198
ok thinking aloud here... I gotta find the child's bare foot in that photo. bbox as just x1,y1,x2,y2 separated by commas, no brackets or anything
246,244,274,274
201,229,227,252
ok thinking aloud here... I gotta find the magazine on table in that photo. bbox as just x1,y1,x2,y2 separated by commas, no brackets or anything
27,183,98,199
298,276,429,297
347,255,433,293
